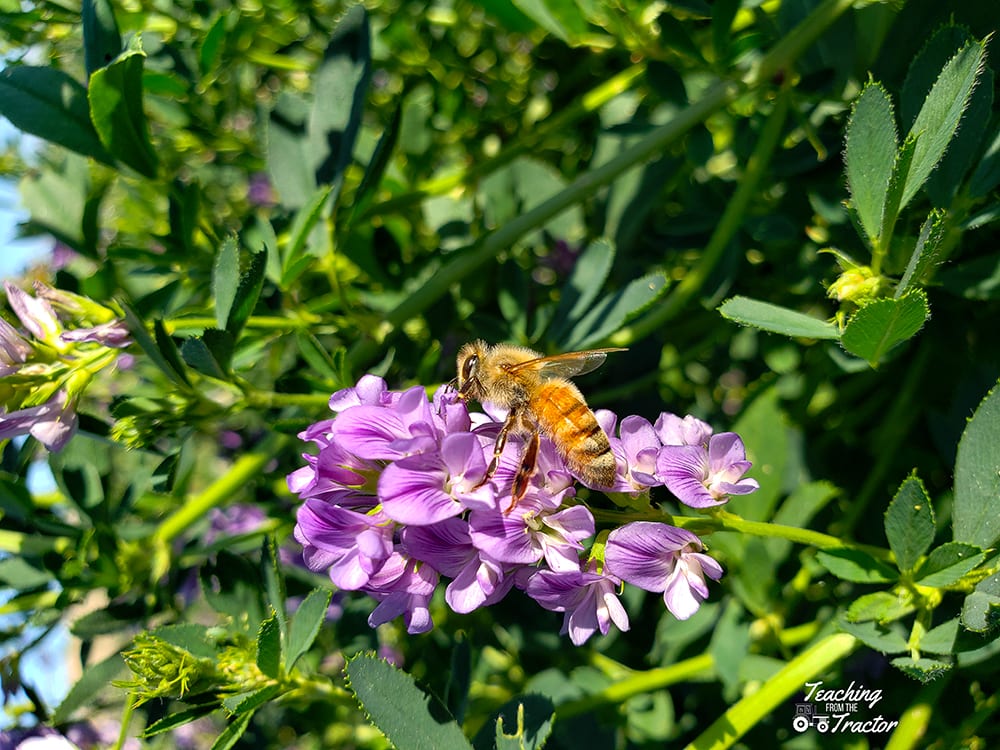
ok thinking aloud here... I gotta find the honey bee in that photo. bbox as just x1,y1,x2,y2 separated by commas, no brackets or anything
455,340,626,512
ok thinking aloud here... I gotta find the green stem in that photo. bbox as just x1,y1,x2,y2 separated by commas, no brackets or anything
589,507,893,561
161,315,318,333
685,633,858,750
558,653,714,719
244,390,333,409
152,435,285,545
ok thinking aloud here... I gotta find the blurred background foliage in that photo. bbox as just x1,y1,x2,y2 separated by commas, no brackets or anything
1,0,999,747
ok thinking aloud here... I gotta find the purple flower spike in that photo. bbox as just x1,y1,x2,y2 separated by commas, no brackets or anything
4,280,62,346
657,432,758,508
293,500,394,590
526,563,629,645
604,521,722,620
0,316,33,372
60,320,132,348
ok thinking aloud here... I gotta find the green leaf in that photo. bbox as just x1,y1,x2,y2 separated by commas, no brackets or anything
953,379,1000,550
142,705,217,738
213,236,240,331
152,319,193,387
900,26,975,128
900,36,987,209
509,0,591,44
199,551,264,630
718,296,840,340
295,331,344,385
845,591,916,625
0,557,53,589
837,616,908,653
286,588,332,671
883,473,935,573
731,387,787,523
222,684,283,716
890,656,952,683
282,185,333,284
227,247,267,338
309,5,371,189
260,536,287,637
914,542,985,588
51,652,125,724
199,13,228,76
210,710,256,750
82,0,122,77
256,613,282,680
547,238,615,347
896,209,949,297
88,45,159,178
267,93,315,209
961,573,1000,633
919,617,960,654
0,66,113,163
840,290,929,365
181,329,234,379
564,272,668,350
815,549,897,584
845,80,897,245
473,694,555,750
344,652,473,750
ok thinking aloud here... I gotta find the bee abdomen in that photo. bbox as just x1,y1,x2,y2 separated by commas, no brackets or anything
535,382,617,488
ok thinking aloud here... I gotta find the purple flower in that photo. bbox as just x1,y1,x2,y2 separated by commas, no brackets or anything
657,432,759,508
364,552,438,634
378,432,493,525
293,500,395,590
0,316,33,374
60,320,132,348
0,390,78,451
401,518,514,613
469,498,594,572
525,561,629,645
604,521,723,619
655,412,713,447
4,280,63,349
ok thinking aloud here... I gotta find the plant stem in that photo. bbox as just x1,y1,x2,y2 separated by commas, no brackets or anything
685,633,858,750
152,434,285,545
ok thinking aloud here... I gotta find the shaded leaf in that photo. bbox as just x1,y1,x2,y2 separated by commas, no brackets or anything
896,209,949,297
564,272,668,350
953,379,1000,550
890,656,952,683
227,247,267,338
213,236,240,331
0,66,112,163
961,573,1000,633
210,711,256,750
82,0,122,77
547,238,615,346
846,591,915,624
52,652,125,724
837,616,908,653
256,613,282,680
473,694,555,750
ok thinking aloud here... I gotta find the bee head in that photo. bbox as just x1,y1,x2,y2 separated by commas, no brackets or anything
456,340,486,400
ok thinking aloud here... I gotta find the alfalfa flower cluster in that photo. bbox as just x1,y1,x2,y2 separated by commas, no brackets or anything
288,375,758,644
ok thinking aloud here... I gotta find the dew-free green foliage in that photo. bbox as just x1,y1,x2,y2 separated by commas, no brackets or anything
1,1,1000,749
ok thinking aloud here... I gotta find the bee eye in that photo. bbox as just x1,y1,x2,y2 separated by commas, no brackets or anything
462,354,479,382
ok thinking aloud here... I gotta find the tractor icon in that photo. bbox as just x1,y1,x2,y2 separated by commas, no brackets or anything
792,703,830,732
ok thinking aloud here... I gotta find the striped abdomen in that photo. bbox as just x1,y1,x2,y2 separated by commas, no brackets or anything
531,380,616,488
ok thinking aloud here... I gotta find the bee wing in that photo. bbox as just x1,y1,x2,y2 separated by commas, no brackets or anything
508,348,626,379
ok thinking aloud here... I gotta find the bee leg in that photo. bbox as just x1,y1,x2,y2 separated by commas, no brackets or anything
504,430,540,514
473,410,518,490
